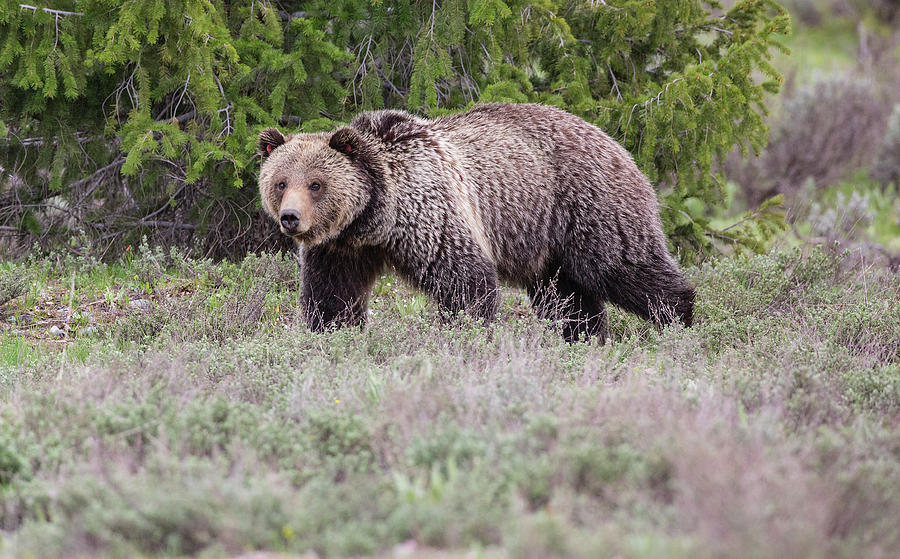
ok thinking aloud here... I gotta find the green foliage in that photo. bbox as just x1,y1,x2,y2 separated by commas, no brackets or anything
1,1,791,259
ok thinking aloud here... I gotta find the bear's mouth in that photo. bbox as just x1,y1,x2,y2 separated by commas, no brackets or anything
286,229,319,245
280,223,311,240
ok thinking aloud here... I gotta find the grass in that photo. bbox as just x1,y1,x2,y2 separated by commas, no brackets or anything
0,238,898,559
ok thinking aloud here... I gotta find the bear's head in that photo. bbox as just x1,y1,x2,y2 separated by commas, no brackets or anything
257,127,386,245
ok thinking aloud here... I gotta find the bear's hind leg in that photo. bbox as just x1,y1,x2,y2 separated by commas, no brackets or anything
407,250,499,323
427,259,499,323
529,271,609,343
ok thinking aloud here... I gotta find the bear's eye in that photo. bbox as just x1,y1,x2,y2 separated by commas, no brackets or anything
276,181,286,191
309,182,321,192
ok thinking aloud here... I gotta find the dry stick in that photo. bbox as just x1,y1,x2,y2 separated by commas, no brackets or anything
68,157,127,190
607,63,622,102
19,4,82,17
138,181,188,223
171,71,192,121
4,133,92,147
65,272,75,340
211,73,232,136
277,10,308,20
135,220,196,230
68,157,127,210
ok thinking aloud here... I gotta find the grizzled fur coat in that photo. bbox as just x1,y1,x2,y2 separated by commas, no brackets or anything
257,103,694,342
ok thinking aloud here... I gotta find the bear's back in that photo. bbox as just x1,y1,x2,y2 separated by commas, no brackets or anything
433,104,657,282
348,104,661,284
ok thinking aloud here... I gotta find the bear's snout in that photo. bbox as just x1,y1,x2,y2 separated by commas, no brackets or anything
280,209,301,233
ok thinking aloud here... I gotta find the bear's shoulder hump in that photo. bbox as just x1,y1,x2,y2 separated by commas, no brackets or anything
351,110,429,145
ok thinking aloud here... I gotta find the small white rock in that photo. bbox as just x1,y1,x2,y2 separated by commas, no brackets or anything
129,299,151,310
48,325,65,338
392,540,418,557
80,326,98,336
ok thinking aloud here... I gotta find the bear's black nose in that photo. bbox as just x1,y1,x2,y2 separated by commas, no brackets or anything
280,209,301,232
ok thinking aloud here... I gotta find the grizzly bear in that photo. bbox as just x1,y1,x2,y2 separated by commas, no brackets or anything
258,103,694,342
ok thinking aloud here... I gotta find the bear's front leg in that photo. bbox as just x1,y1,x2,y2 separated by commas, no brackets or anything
301,243,386,332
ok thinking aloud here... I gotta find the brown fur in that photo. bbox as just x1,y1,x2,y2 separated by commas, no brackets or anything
258,103,694,342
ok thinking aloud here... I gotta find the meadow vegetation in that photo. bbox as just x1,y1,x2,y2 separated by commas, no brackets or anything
0,236,898,558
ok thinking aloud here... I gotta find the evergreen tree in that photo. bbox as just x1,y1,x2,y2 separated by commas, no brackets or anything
0,1,790,259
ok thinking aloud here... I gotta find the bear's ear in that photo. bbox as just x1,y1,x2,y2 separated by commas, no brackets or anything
328,127,363,158
258,128,286,158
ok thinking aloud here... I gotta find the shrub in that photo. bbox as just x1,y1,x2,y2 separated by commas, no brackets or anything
0,439,25,488
726,75,889,205
0,267,26,309
855,0,900,23
807,190,875,241
874,103,900,186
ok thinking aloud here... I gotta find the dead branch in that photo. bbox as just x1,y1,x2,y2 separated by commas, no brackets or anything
19,4,83,17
